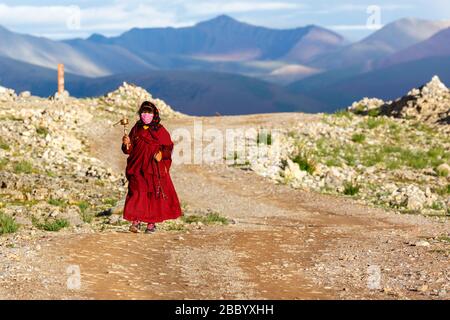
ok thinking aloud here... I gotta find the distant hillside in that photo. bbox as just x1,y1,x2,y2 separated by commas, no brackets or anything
378,27,450,68
0,59,324,116
75,70,325,116
0,15,348,85
78,14,346,84
89,15,346,64
288,56,450,110
0,26,152,77
308,18,450,71
0,56,86,95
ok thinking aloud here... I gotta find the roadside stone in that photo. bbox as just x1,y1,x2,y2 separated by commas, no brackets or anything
413,240,430,247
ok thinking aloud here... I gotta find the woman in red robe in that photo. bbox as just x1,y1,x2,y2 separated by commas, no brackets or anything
121,101,182,233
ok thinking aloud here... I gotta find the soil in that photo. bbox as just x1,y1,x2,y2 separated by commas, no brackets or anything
0,113,448,300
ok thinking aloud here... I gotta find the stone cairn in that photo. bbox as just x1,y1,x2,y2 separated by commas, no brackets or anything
348,76,450,132
101,82,186,119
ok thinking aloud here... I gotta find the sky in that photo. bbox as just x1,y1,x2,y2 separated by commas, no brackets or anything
0,0,449,41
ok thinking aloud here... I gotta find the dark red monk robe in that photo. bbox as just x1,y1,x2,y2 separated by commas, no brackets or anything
121,122,182,223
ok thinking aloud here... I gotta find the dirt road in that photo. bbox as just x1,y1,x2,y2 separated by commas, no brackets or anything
1,113,448,300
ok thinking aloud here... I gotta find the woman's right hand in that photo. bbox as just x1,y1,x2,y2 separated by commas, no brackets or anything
122,134,131,145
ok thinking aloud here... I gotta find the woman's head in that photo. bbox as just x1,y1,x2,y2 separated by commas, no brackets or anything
138,100,155,115
137,101,162,129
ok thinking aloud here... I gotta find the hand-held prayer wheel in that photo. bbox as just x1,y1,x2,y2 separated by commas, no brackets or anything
113,117,130,135
120,117,129,135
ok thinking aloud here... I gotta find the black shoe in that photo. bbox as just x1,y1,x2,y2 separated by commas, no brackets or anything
145,223,156,233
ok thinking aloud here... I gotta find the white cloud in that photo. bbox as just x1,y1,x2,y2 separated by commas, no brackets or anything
0,1,307,39
332,3,416,12
183,1,305,15
0,0,444,41
328,24,383,31
0,3,186,38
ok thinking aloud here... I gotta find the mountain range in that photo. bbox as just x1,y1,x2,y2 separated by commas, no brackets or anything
288,18,450,110
0,56,324,116
0,14,449,114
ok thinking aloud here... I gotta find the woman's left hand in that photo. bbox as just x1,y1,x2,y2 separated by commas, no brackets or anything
154,150,162,162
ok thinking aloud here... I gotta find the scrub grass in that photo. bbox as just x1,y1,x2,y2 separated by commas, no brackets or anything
36,126,49,136
0,212,19,235
343,181,360,196
351,133,366,143
48,198,67,207
0,138,9,150
13,161,33,174
181,212,229,225
103,198,118,207
163,220,187,231
292,152,316,175
32,217,70,232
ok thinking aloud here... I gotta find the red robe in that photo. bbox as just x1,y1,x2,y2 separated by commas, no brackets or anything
121,122,182,223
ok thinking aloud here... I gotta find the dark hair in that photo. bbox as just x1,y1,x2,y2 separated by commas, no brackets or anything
137,101,157,115
136,101,162,131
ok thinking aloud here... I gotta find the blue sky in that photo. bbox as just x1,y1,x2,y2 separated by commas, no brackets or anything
0,0,449,41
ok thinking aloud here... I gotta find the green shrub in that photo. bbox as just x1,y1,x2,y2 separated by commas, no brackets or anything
334,109,353,119
32,217,69,232
352,104,366,115
77,201,90,213
46,171,57,178
362,152,384,167
0,212,19,235
81,212,93,224
343,181,360,196
292,152,316,174
351,133,366,143
368,108,381,117
103,198,118,207
436,166,449,177
325,158,342,167
366,117,385,129
14,161,33,174
48,198,67,207
0,138,9,150
342,146,357,166
436,184,450,196
204,212,229,225
164,220,187,231
181,212,229,225
431,201,444,210
0,158,9,170
36,126,49,136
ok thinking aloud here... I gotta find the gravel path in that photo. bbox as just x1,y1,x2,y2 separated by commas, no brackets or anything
1,113,448,300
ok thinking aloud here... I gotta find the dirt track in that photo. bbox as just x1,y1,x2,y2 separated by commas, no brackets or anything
1,113,449,300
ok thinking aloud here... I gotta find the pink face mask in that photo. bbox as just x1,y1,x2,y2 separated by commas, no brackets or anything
140,113,154,124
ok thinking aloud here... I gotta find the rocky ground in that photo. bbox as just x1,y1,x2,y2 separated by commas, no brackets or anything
0,79,448,300
236,76,450,217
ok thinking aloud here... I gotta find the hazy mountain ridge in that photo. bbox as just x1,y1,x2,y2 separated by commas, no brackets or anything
1,15,450,114
0,56,324,116
76,70,326,116
89,15,346,63
287,18,450,110
378,27,450,68
308,18,450,71
288,56,450,110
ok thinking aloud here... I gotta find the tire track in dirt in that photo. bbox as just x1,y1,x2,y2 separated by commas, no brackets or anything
26,113,448,300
